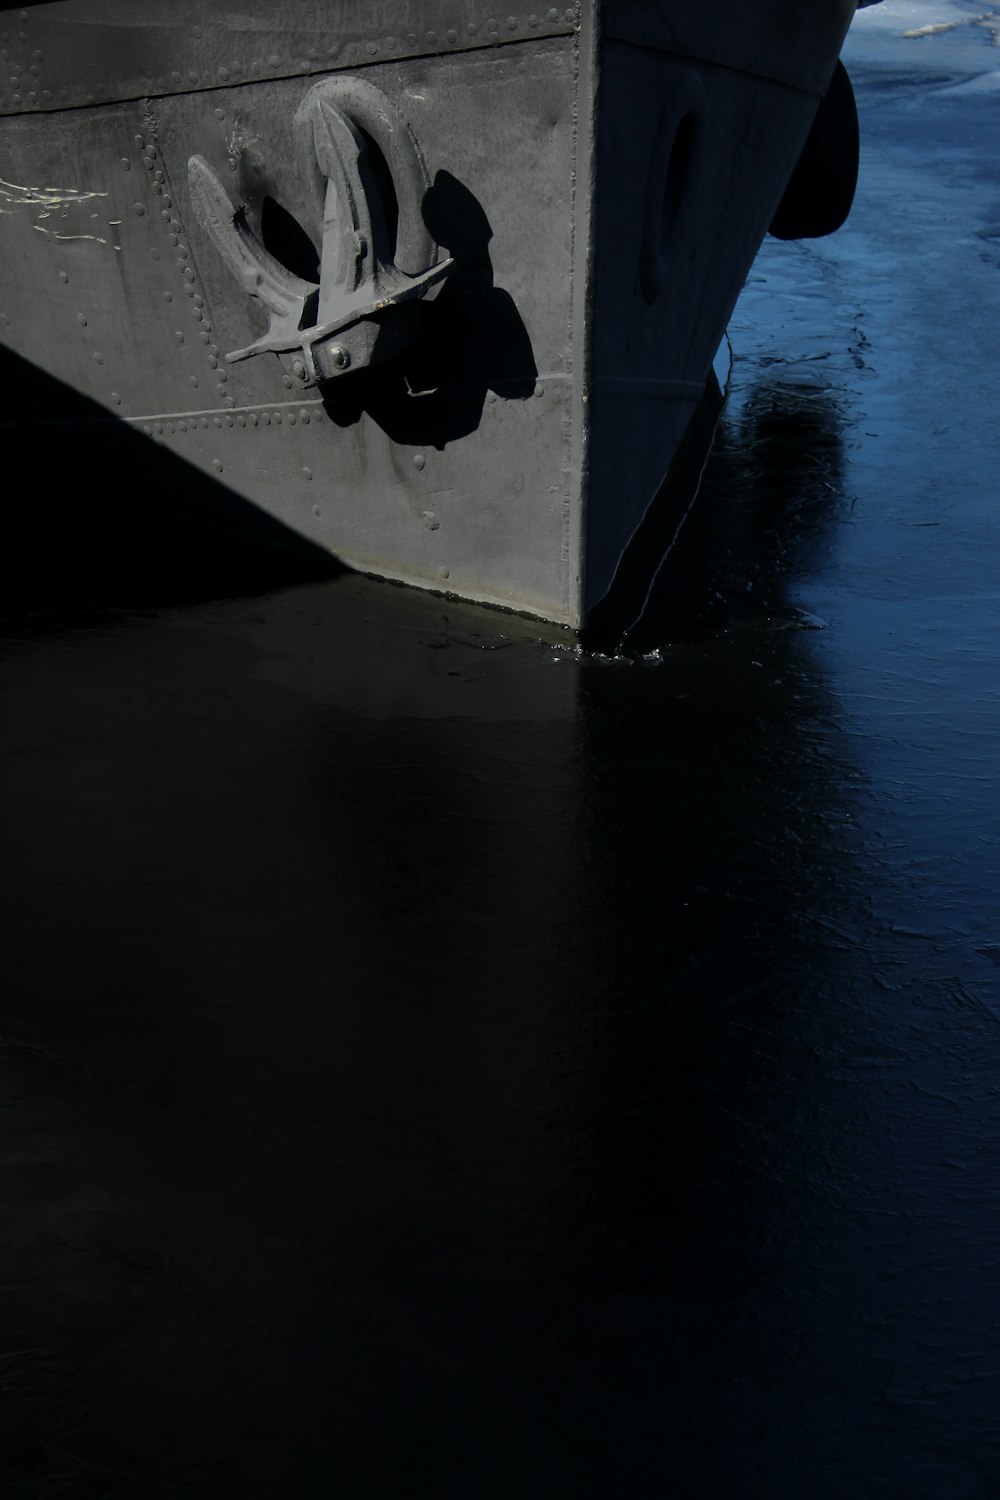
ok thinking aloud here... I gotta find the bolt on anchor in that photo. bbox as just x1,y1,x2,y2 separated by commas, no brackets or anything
188,76,452,389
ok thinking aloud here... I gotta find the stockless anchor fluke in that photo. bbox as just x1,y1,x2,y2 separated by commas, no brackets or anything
0,1,876,626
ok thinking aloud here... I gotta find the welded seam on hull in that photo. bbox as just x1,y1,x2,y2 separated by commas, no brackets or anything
595,377,705,399
124,376,572,425
149,97,231,415
602,36,834,101
125,398,324,423
561,14,581,619
562,0,599,626
601,13,860,100
0,27,578,119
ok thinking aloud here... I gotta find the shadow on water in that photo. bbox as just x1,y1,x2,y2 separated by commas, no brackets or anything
0,355,880,1497
6,39,1000,1489
622,371,848,653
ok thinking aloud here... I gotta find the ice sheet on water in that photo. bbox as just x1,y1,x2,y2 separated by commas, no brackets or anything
847,0,1000,85
934,63,1000,88
852,0,1000,40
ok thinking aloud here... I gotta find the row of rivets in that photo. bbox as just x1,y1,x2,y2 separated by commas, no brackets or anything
0,11,577,108
0,7,571,54
142,408,320,435
325,12,574,58
50,130,206,417
134,417,451,577
134,131,231,406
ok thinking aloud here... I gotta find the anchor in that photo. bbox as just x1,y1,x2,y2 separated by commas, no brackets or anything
188,77,452,389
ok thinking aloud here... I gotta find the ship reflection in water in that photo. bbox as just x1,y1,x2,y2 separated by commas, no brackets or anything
3,20,1000,1498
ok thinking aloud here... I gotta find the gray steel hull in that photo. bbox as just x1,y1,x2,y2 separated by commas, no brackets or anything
0,2,862,625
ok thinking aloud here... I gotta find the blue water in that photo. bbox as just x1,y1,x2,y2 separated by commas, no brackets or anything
2,11,1000,1496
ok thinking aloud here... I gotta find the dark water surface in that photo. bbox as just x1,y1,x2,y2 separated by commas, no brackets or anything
3,26,1000,1499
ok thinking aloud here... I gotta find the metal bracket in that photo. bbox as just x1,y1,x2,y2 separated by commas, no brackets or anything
188,77,452,388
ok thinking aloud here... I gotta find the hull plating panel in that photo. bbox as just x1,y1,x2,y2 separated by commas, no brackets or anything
0,1,577,117
0,41,580,621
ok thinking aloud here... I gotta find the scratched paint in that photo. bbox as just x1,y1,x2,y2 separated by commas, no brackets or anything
0,175,109,207
1,11,999,1499
0,175,112,243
